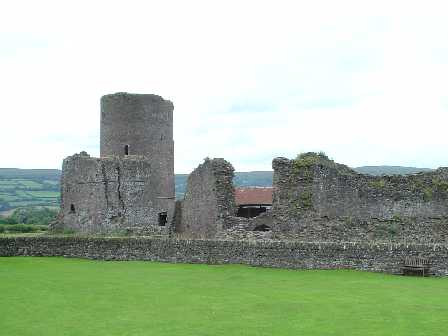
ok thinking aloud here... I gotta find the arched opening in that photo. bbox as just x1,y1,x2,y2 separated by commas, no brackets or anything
158,212,167,227
253,224,271,232
70,204,76,213
124,145,129,155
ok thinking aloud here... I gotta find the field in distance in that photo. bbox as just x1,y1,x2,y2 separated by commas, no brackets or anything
0,257,446,336
0,169,60,213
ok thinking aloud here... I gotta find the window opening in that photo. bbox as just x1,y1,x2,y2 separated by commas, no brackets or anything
124,145,129,155
70,204,76,213
158,212,167,226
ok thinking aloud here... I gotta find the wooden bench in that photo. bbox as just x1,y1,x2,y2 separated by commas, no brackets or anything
402,257,431,276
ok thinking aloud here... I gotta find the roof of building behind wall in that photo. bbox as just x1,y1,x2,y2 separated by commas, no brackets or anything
234,187,273,206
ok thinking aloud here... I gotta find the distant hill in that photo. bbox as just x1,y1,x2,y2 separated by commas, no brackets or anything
174,171,274,198
0,168,61,180
353,166,433,176
0,165,434,213
174,174,189,199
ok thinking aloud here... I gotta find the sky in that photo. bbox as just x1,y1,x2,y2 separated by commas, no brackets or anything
1,0,448,173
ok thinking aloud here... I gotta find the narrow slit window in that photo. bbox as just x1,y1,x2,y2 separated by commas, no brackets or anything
124,145,129,155
70,204,76,213
158,212,167,226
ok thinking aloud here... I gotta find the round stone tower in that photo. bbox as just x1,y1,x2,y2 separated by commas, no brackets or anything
100,92,174,159
100,92,175,222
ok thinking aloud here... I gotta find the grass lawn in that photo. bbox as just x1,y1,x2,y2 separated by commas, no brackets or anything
0,257,447,336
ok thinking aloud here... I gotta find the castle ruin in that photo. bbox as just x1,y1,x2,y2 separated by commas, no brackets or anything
180,154,448,242
58,93,175,234
57,93,448,245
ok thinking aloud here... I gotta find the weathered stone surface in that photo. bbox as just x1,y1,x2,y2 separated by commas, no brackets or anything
217,212,274,240
58,153,173,234
58,92,175,235
1,237,447,276
178,158,236,238
271,153,448,242
100,92,174,160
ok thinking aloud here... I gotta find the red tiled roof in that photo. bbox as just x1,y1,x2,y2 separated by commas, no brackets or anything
234,187,273,206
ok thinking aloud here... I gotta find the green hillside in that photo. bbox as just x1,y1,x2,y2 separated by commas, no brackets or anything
0,166,434,213
0,169,60,212
353,166,433,176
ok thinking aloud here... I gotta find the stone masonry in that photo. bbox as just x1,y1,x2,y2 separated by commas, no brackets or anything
58,93,175,234
270,153,448,242
177,152,448,243
179,158,275,240
2,237,448,276
44,90,448,275
58,152,169,234
178,158,236,238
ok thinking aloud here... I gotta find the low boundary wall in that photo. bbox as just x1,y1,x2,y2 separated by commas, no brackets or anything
1,237,447,276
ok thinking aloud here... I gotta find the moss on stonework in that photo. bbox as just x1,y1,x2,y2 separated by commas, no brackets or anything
292,152,324,178
368,179,386,189
287,190,314,216
423,187,433,201
432,178,448,193
409,177,448,202
294,152,329,168
391,214,402,222
299,191,313,209
376,222,399,237
292,152,355,177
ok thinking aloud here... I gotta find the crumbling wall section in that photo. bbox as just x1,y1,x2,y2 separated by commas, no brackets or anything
216,212,274,240
179,158,236,238
58,152,173,235
272,153,448,242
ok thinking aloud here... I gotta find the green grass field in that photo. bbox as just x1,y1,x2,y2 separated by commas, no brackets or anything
0,258,447,336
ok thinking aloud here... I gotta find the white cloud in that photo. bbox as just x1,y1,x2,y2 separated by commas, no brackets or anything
0,0,448,172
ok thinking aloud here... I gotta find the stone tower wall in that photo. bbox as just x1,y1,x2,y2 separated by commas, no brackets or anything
100,93,174,157
100,93,175,207
58,92,176,234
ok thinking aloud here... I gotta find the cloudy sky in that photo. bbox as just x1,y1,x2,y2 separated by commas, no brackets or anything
1,0,448,173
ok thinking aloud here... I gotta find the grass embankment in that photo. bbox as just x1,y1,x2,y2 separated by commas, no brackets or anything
0,257,447,336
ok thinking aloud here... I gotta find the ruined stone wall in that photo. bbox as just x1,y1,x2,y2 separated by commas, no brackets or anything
1,237,448,276
59,152,173,235
179,158,236,238
216,212,275,240
271,153,448,242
